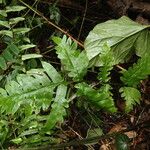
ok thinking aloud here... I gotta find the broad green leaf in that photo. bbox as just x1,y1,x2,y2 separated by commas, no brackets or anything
6,6,26,12
22,54,42,61
115,134,130,150
85,16,150,66
0,20,10,28
121,54,150,87
119,87,141,112
9,17,25,25
135,29,150,56
13,28,30,34
42,61,63,83
75,82,117,113
44,84,68,131
19,44,36,51
0,56,7,70
0,30,13,38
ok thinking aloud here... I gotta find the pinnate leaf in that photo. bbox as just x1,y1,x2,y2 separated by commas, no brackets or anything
119,87,141,112
53,35,89,81
75,82,116,113
44,84,68,131
0,73,56,114
121,54,150,87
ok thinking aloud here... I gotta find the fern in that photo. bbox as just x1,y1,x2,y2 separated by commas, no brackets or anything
44,84,68,131
0,4,36,71
0,72,56,114
98,43,115,83
119,87,141,112
0,61,70,144
121,54,150,87
74,44,117,113
75,82,117,113
52,35,89,81
41,61,69,131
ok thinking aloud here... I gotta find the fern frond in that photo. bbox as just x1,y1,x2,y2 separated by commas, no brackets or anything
0,4,35,71
42,61,63,83
75,82,117,113
41,61,69,131
52,35,89,81
119,87,141,112
121,54,150,87
98,44,115,83
44,84,68,131
0,72,57,114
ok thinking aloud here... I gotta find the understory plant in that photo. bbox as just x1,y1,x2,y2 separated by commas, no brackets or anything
0,2,150,148
0,1,36,81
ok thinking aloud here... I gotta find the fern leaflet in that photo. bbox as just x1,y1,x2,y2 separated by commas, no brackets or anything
52,35,89,81
121,54,150,87
44,84,68,131
0,72,56,114
75,82,117,113
0,4,35,70
119,87,141,112
98,43,115,82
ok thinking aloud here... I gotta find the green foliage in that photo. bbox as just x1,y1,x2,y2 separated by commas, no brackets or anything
22,54,43,61
44,84,68,131
0,4,35,71
85,16,150,66
49,1,61,24
0,72,55,114
0,62,69,146
0,5,150,148
97,43,115,83
75,82,117,113
121,54,150,87
115,134,130,150
53,35,89,81
0,43,20,70
119,87,141,112
41,61,68,132
84,16,150,113
42,61,63,83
